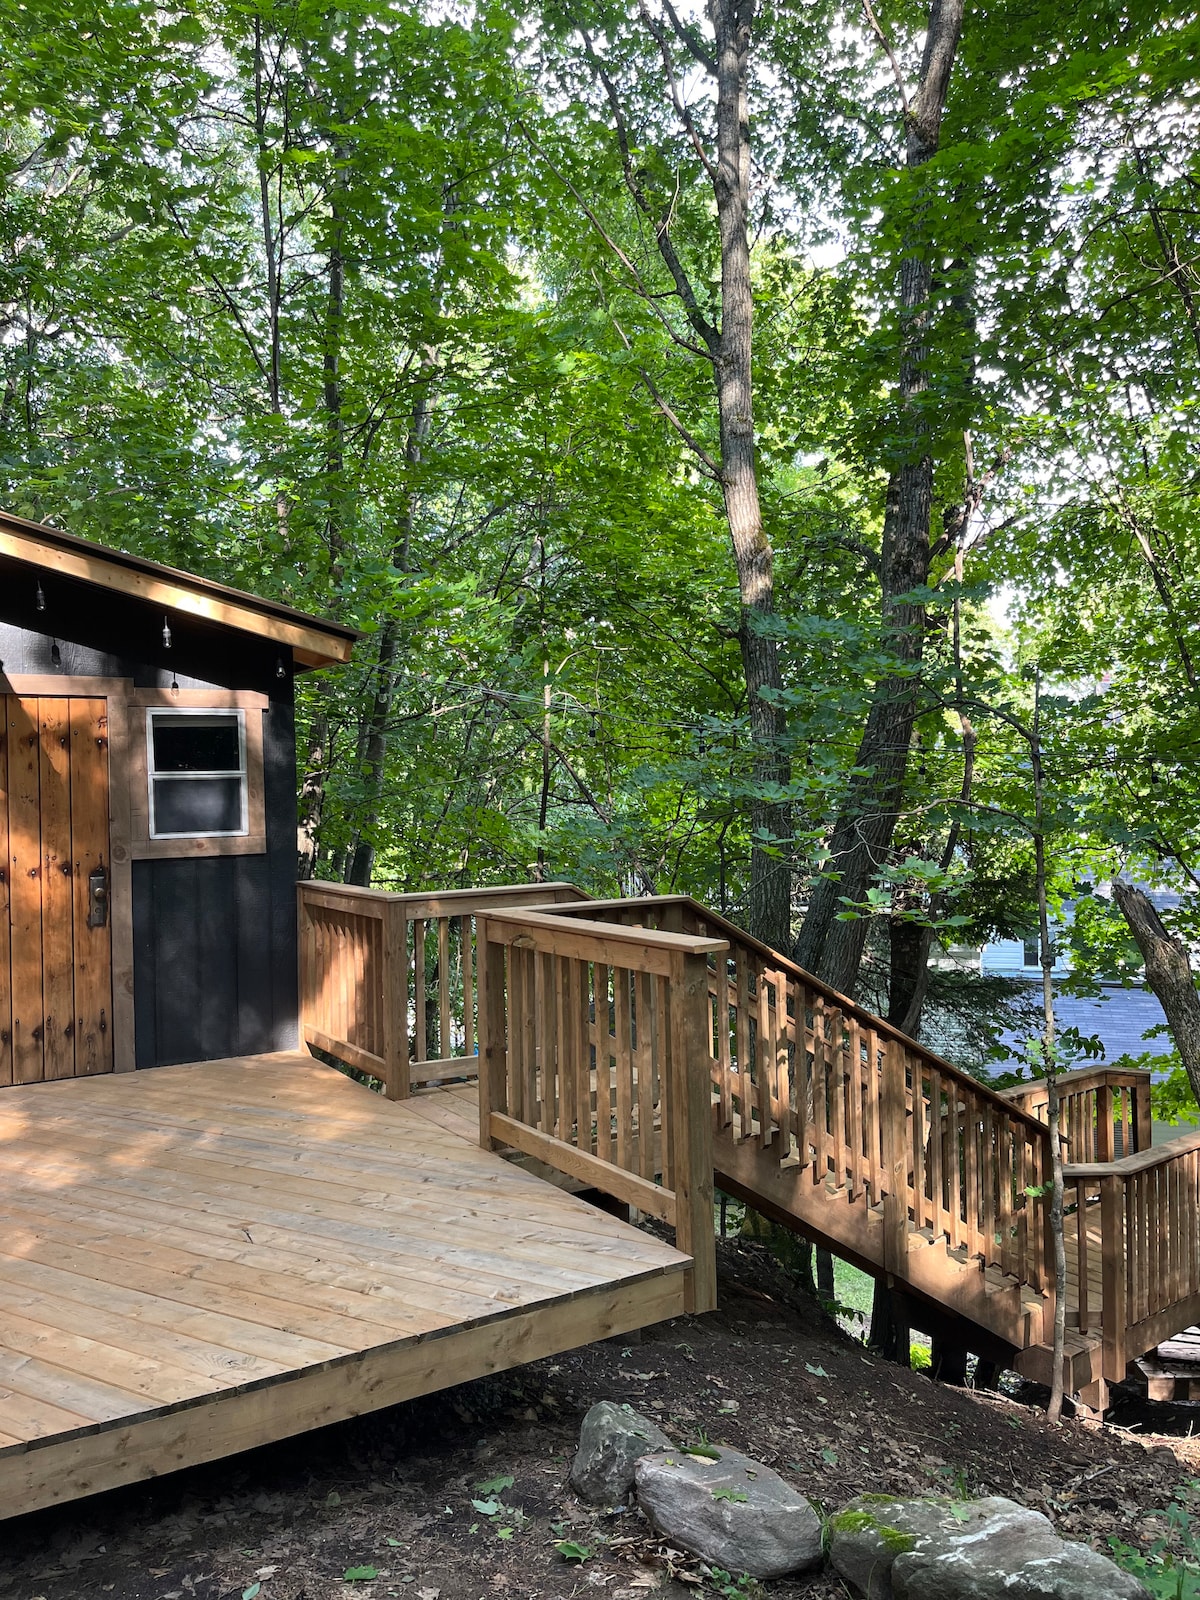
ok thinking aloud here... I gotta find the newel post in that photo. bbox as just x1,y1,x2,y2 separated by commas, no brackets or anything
477,916,508,1152
880,1039,909,1276
381,896,410,1101
1133,1075,1153,1154
671,950,717,1314
296,884,313,1050
1100,1172,1127,1382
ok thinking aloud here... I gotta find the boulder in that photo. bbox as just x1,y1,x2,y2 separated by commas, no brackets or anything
634,1446,823,1579
570,1402,673,1506
828,1493,1149,1600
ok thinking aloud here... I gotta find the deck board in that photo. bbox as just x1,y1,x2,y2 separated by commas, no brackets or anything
0,1053,689,1517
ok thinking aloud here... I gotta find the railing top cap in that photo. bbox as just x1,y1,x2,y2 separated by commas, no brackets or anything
1065,1122,1200,1178
998,1064,1155,1100
479,905,729,956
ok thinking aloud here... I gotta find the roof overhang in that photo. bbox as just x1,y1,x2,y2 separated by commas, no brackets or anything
0,510,359,670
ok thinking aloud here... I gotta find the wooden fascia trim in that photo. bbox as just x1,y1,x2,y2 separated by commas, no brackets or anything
0,530,355,667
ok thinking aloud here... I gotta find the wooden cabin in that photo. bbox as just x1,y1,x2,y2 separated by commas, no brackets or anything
0,509,356,1078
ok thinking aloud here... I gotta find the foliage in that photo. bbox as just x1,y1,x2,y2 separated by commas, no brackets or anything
1143,1056,1200,1127
1109,1482,1200,1600
0,0,1198,1079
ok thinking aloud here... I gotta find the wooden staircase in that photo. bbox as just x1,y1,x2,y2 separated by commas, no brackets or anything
299,881,1199,1413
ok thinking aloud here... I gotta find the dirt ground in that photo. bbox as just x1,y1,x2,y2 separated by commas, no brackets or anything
1,1235,1195,1600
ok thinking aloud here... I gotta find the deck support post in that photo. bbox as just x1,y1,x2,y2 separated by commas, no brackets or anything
672,950,717,1314
477,917,508,1152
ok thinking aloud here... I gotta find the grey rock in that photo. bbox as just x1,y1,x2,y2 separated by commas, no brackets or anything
570,1402,673,1506
634,1446,823,1579
828,1494,1149,1600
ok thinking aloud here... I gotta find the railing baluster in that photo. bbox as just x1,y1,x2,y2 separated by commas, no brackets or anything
716,956,733,1130
636,969,656,1178
735,952,752,1143
774,971,791,1165
811,993,829,1182
845,1018,863,1200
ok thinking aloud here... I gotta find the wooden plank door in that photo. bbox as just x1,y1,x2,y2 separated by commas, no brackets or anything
0,696,114,1085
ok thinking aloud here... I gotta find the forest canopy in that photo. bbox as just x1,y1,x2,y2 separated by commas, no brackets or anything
2,0,1198,1067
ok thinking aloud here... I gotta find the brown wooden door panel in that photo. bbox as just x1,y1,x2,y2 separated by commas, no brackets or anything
0,707,10,1088
0,695,113,1084
71,700,113,1075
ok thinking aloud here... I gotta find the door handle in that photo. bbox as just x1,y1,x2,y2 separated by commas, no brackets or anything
87,863,109,929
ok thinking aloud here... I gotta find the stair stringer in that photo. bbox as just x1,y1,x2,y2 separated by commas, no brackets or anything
713,1129,1041,1358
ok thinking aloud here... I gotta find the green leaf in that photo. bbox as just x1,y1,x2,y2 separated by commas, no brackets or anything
471,1497,502,1515
554,1540,593,1563
805,1363,829,1377
474,1474,515,1494
343,1568,380,1582
243,1586,261,1600
711,1488,749,1503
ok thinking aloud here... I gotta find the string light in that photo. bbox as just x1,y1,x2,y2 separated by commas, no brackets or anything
162,616,172,649
35,578,45,612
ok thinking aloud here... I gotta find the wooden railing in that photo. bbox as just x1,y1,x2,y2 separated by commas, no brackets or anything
999,1064,1153,1161
534,896,1056,1307
297,881,589,1098
475,906,723,1312
1066,1129,1200,1384
296,880,1200,1388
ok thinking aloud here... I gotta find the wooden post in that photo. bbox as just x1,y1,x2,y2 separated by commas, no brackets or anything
381,897,410,1101
1039,1131,1057,1345
1096,1083,1115,1163
1133,1075,1153,1154
296,884,312,1049
477,917,508,1152
671,951,717,1314
1100,1172,1127,1384
881,1040,908,1276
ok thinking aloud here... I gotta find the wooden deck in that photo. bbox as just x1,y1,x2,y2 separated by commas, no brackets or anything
0,1053,690,1519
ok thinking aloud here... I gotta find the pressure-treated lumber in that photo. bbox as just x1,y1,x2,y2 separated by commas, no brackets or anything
0,1053,689,1519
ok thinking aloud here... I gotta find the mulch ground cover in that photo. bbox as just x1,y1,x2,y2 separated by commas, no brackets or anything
1,1234,1195,1600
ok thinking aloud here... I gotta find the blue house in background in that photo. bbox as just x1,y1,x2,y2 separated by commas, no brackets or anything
979,889,1179,1078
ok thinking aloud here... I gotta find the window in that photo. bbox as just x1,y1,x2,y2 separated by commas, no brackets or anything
1022,937,1040,967
147,710,248,839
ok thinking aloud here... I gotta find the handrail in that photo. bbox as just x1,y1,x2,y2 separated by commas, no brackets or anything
476,907,721,1313
1065,1123,1200,1179
999,1064,1153,1100
526,893,1049,1135
533,892,1056,1315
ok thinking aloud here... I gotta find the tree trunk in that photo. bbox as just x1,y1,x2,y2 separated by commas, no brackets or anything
711,0,791,953
868,1285,911,1363
346,373,434,887
1114,880,1200,1099
1031,688,1066,1423
793,0,964,988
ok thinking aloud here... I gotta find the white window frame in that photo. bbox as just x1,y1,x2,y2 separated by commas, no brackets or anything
146,707,249,840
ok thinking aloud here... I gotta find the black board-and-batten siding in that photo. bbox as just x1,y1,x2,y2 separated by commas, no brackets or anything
0,559,299,1068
